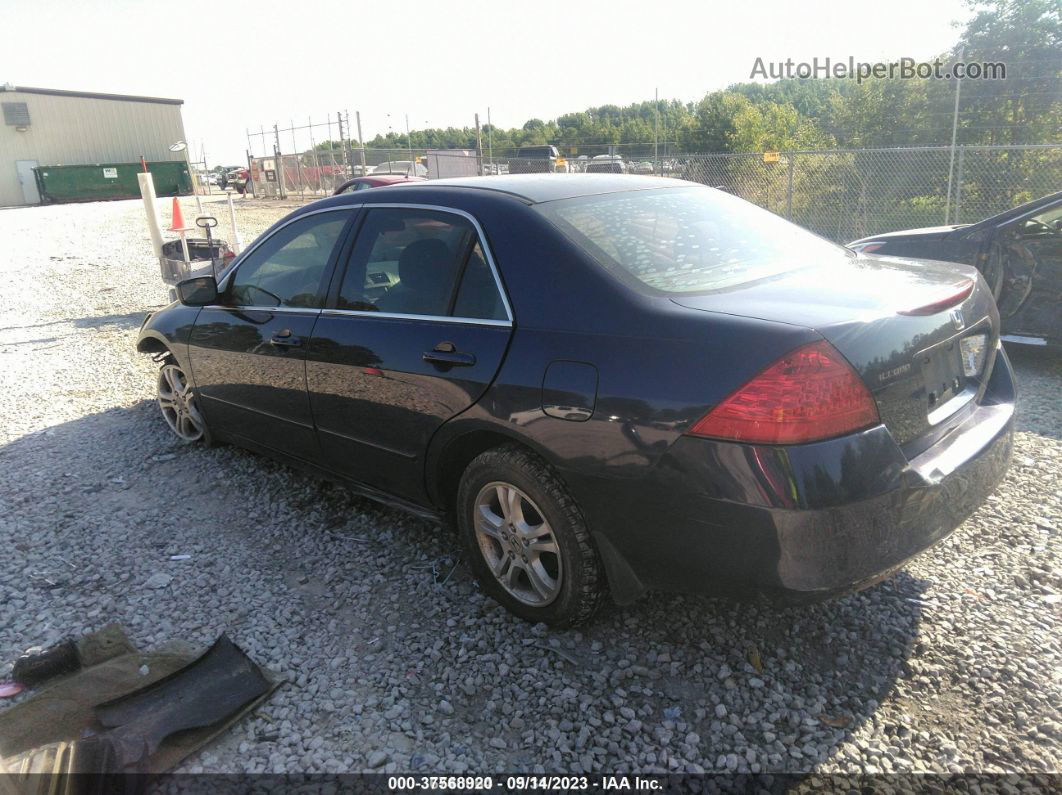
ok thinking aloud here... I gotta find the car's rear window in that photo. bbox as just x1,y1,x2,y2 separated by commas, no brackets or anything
535,186,847,293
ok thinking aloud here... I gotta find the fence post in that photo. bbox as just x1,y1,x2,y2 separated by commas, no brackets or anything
307,116,322,195
785,155,795,219
290,120,304,199
954,145,965,225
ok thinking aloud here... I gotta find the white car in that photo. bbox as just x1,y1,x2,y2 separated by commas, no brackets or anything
585,155,627,174
371,161,428,177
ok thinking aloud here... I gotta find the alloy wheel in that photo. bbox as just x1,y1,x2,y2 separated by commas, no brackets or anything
157,363,205,442
473,481,562,606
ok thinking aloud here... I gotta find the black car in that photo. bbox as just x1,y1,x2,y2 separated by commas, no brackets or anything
508,146,566,175
850,191,1062,348
138,175,1015,626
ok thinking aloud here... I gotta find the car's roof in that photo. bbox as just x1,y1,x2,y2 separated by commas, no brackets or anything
398,174,695,204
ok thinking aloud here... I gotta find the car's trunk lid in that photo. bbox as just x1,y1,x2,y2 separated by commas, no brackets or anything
671,253,1000,449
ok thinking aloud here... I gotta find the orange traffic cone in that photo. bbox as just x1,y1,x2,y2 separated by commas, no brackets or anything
169,197,189,231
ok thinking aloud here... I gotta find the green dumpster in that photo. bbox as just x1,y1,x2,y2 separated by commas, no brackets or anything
32,161,192,204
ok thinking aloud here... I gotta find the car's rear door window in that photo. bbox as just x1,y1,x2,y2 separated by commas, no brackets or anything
334,208,507,320
536,186,846,294
452,243,508,320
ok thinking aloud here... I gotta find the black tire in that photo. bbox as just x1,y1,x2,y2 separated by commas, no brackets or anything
457,446,605,627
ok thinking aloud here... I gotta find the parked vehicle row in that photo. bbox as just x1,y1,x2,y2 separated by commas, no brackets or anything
139,174,1015,626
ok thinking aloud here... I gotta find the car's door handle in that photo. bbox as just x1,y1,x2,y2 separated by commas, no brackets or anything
423,343,475,367
269,330,301,347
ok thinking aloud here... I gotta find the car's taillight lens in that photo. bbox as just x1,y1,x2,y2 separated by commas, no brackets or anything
852,242,885,254
686,340,880,445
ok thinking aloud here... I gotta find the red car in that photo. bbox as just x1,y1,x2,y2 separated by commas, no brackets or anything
333,174,425,195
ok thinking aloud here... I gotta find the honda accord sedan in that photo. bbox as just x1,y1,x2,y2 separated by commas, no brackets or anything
137,175,1015,626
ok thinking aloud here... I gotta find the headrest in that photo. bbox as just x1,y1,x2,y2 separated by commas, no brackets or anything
397,239,454,293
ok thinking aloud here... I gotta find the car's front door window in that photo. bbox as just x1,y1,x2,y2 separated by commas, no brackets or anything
228,212,350,308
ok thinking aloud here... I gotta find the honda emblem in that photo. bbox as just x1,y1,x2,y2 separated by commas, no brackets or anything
950,308,965,330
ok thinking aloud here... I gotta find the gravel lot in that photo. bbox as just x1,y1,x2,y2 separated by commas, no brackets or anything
0,195,1059,776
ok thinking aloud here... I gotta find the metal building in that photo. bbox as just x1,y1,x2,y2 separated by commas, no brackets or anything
0,84,187,207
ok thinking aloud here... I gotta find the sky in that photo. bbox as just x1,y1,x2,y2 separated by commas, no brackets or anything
2,0,973,165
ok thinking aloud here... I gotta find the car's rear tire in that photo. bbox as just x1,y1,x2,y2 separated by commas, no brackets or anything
156,356,213,445
457,446,605,627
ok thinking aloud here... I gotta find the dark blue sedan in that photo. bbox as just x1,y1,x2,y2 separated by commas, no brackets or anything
138,175,1015,626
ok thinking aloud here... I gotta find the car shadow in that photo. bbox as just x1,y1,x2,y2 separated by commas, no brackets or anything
71,311,156,331
0,312,157,347
0,400,926,776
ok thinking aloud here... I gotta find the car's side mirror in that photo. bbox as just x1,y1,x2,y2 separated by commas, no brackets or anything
176,276,218,306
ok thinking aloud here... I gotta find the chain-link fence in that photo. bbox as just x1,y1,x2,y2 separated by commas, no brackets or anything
241,128,1061,243
675,144,1061,241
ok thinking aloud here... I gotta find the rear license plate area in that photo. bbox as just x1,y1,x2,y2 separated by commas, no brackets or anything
922,340,965,414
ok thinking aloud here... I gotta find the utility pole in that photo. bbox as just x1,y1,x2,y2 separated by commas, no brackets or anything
474,113,484,176
944,45,965,225
356,111,366,175
337,110,352,176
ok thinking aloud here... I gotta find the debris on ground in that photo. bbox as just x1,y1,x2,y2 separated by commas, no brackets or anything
0,626,278,779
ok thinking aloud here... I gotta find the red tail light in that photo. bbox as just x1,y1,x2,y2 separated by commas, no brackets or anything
686,341,880,445
853,242,885,254
898,278,974,316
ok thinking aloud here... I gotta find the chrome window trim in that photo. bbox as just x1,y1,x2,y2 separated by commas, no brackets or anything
201,305,322,315
218,203,514,327
319,308,510,327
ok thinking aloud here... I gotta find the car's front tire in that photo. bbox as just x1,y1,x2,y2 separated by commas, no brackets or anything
457,446,605,627
156,357,212,445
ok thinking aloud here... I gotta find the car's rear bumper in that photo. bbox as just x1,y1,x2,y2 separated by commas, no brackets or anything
578,347,1016,603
